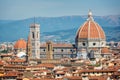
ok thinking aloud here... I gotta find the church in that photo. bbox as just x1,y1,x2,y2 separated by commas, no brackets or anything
14,11,109,60
75,10,106,59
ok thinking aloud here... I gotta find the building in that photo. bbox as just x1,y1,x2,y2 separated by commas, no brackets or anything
30,23,40,59
75,10,106,59
26,35,32,61
14,39,26,54
13,11,107,60
40,42,76,59
1,10,120,80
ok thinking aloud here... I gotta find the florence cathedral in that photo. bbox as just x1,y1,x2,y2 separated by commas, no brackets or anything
14,11,109,60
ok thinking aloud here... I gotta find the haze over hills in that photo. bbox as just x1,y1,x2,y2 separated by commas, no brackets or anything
0,15,120,42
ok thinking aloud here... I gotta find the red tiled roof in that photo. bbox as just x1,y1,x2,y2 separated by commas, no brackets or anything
0,73,17,77
101,47,110,53
88,76,108,80
14,39,26,49
7,59,26,63
1,54,13,57
0,60,4,65
37,63,55,68
76,12,106,40
4,64,26,68
63,76,82,80
30,78,62,80
78,69,116,73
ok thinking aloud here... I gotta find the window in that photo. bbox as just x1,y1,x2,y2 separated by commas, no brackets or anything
43,49,45,52
53,49,54,52
48,44,50,51
101,42,104,46
37,32,39,38
61,49,63,52
32,32,34,39
32,50,35,54
93,43,96,46
70,49,72,52
32,43,35,46
20,48,22,51
82,42,86,46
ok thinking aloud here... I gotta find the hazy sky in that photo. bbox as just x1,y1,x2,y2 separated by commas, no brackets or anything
0,0,120,20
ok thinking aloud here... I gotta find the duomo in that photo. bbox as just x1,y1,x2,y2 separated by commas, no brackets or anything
14,10,111,61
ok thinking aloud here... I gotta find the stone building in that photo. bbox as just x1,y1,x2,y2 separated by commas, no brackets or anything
40,42,76,59
75,10,106,59
14,11,107,60
30,23,40,59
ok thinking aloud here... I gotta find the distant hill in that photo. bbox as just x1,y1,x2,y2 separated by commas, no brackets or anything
0,15,120,42
41,27,120,43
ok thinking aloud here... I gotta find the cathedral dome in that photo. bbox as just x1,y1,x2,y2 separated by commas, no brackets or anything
76,11,106,40
14,39,26,49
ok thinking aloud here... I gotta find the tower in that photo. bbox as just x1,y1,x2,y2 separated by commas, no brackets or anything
30,22,40,59
26,35,32,61
46,41,53,59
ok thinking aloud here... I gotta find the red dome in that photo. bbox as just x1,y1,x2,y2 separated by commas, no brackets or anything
14,39,26,49
76,11,106,40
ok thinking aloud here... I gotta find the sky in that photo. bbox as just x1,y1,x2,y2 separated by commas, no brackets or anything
0,0,120,20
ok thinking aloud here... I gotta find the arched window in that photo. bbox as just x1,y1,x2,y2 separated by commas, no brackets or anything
93,43,96,46
83,42,86,46
101,42,104,46
32,32,34,39
37,32,39,38
61,49,63,52
43,49,45,52
53,49,54,52
48,44,50,51
70,49,72,52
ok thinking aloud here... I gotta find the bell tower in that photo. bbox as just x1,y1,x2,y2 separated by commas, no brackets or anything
26,35,32,60
30,20,40,59
46,41,53,59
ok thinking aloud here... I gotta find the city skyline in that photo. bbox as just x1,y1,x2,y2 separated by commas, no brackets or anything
0,0,120,80
0,0,120,20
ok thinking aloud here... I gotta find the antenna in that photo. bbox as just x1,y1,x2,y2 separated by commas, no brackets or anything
34,16,36,27
34,16,35,24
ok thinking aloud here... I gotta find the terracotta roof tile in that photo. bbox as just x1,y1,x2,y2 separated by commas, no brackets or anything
101,47,110,53
0,60,4,65
37,63,55,68
76,16,106,39
7,59,26,63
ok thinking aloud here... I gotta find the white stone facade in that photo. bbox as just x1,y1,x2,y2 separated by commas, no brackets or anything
30,24,40,59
